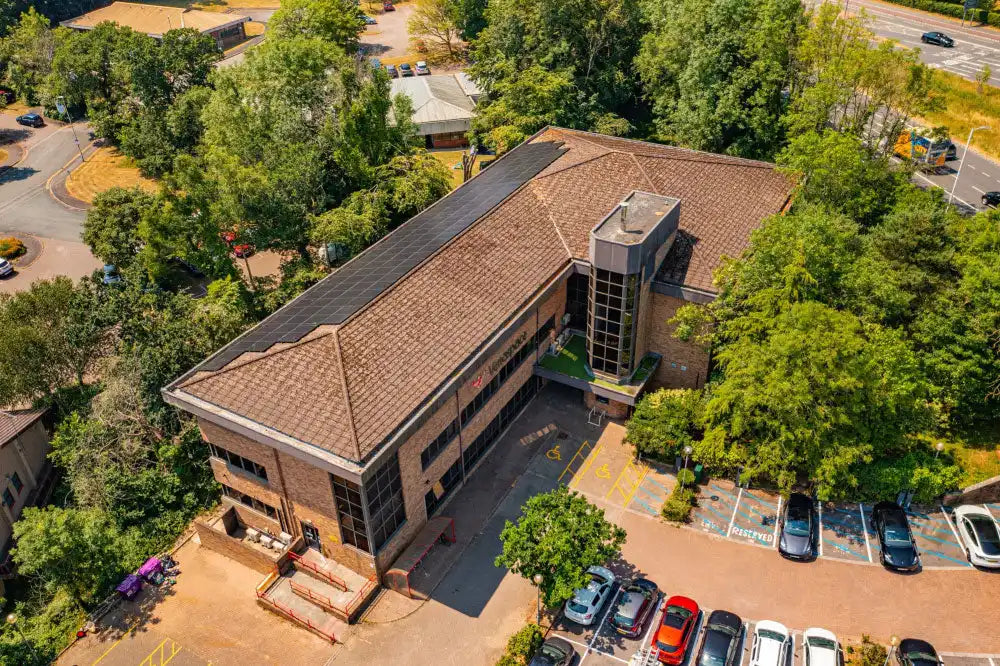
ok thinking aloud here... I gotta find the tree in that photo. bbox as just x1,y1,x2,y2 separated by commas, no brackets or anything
0,7,55,103
635,0,805,158
83,187,157,270
452,0,488,40
975,63,991,95
627,389,704,461
495,486,626,607
408,0,462,62
268,0,366,51
12,507,120,608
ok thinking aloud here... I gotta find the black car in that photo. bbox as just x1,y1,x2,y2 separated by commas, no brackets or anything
896,639,941,666
983,191,1000,208
385,64,398,78
778,493,816,560
921,31,953,47
15,113,44,128
610,577,658,638
399,62,414,77
529,636,575,666
872,501,919,572
696,610,743,666
944,141,957,161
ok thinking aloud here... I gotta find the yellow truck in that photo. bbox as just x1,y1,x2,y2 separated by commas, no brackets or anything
894,127,949,168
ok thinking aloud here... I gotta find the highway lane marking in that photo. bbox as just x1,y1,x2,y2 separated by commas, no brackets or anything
912,170,976,208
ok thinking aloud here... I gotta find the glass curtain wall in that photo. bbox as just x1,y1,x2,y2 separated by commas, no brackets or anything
587,268,639,378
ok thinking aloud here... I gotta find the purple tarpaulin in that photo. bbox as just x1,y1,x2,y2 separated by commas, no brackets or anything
116,574,142,599
137,557,162,577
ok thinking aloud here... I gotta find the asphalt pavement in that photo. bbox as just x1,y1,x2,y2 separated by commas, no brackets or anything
0,114,89,242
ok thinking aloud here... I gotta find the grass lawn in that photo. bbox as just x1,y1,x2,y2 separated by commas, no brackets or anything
66,146,158,205
941,423,1000,488
429,149,476,189
919,70,1000,163
538,333,661,396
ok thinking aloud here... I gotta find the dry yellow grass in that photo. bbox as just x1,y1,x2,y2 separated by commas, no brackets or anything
244,20,265,36
379,54,421,66
918,70,1000,163
65,146,158,205
429,149,477,189
0,148,8,164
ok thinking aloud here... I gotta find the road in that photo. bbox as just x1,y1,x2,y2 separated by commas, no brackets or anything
0,114,88,241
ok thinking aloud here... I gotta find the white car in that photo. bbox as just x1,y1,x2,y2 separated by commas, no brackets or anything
954,505,1000,568
802,628,840,666
563,565,615,625
750,620,793,666
0,258,12,277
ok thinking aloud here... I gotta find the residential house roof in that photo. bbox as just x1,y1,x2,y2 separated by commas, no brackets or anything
61,2,248,38
0,409,46,447
390,75,476,134
167,128,794,466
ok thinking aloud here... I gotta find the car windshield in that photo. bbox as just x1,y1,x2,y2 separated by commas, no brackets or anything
785,517,810,537
568,600,589,614
884,525,910,545
808,638,837,650
907,652,938,663
699,650,727,666
757,629,786,642
663,606,692,628
970,516,1000,554
541,644,565,659
658,639,680,652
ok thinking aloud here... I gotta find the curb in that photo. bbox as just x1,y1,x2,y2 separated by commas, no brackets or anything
45,138,99,211
0,141,24,174
0,233,43,269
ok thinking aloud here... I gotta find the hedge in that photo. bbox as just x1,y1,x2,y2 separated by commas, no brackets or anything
878,0,1000,28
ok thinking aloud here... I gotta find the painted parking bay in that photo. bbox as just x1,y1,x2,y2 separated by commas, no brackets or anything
819,502,872,563
909,505,970,569
728,488,781,548
691,480,738,539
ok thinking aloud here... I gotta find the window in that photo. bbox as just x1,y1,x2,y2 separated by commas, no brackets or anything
587,269,640,378
220,483,278,520
2,489,13,508
9,472,22,494
420,418,459,470
462,376,539,472
209,443,268,482
566,273,589,329
365,456,407,552
331,474,369,553
425,457,463,517
535,315,555,346
461,336,535,426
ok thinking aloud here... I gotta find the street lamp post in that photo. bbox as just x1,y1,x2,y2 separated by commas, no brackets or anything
6,614,38,662
680,445,693,491
884,635,900,666
949,126,989,204
533,573,544,625
935,441,945,459
56,95,87,164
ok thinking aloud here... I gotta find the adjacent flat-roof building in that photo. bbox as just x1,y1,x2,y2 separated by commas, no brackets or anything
163,128,793,605
390,74,477,148
61,2,250,49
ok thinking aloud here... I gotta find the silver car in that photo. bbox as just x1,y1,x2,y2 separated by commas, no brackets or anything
563,565,615,625
954,505,1000,568
0,258,13,277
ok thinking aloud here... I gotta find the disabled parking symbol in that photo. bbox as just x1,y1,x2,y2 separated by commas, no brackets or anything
546,445,562,461
595,464,611,479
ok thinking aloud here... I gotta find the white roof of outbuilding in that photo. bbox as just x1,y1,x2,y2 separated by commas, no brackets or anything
390,75,475,133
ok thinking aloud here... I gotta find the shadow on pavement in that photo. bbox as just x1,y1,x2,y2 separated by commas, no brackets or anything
0,165,38,183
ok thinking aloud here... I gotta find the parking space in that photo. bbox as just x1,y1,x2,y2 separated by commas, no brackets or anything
819,502,873,563
729,488,781,548
940,656,997,666
691,481,738,539
908,505,970,569
626,469,674,518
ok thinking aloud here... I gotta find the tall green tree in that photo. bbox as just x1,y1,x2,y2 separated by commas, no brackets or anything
627,389,704,461
495,486,626,607
82,187,157,271
636,0,804,158
0,7,55,103
268,0,366,51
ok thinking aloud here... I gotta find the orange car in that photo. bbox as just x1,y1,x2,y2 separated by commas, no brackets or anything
652,595,700,664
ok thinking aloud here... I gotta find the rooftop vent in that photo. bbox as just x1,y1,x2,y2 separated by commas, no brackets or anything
619,200,630,232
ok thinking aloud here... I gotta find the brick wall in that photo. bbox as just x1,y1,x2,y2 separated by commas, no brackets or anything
585,391,629,420
194,515,283,575
646,293,710,389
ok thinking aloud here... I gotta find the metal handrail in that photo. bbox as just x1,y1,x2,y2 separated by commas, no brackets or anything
287,551,348,591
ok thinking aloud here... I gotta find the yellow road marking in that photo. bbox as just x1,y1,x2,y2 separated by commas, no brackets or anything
91,620,139,666
557,440,591,482
604,458,634,498
595,463,612,479
570,443,602,488
546,444,562,461
139,637,183,666
620,463,652,508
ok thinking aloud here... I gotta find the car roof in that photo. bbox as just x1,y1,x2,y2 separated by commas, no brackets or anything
954,505,990,519
754,621,788,665
900,639,937,657
804,629,839,666
616,588,646,618
706,609,741,632
788,493,812,507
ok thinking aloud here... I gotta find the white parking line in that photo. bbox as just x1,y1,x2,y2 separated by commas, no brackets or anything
972,186,986,195
817,501,824,558
773,495,783,548
981,172,992,178
939,503,966,552
579,584,622,665
727,487,744,538
988,657,996,666
858,502,873,563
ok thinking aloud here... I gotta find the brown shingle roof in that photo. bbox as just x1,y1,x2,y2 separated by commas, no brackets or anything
0,409,46,446
172,128,794,463
62,2,247,37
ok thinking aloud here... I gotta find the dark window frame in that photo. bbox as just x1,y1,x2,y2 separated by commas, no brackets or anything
220,483,278,520
209,443,269,483
462,376,539,472
460,336,536,426
420,418,459,471
10,472,23,494
425,457,463,517
2,489,13,508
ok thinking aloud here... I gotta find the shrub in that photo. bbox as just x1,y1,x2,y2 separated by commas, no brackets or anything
677,468,696,487
851,449,962,503
627,388,705,462
0,236,26,259
661,483,697,523
846,635,887,666
497,623,543,665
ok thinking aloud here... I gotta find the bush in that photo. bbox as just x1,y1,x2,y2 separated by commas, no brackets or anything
661,484,697,523
0,236,26,259
497,623,543,665
627,388,705,462
677,468,696,487
851,449,962,503
846,635,887,666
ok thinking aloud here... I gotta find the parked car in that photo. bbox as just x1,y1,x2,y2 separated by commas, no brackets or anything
528,636,575,666
415,60,431,75
872,501,919,572
895,639,941,666
610,578,658,638
385,64,399,78
563,565,615,625
749,621,793,666
653,595,700,664
15,113,44,128
695,610,743,666
802,628,840,666
363,15,377,24
921,31,953,47
101,264,122,285
944,141,957,161
0,257,13,278
778,492,816,560
954,505,1000,568
383,0,395,10
399,63,414,77
0,88,15,104
983,191,1000,208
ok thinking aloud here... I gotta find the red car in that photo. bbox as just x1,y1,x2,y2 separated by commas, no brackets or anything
652,595,700,664
221,230,255,258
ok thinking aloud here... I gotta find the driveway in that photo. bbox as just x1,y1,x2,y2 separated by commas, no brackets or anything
0,114,89,242
360,1,417,59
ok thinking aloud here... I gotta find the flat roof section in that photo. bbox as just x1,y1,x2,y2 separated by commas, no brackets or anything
592,191,679,245
198,140,568,371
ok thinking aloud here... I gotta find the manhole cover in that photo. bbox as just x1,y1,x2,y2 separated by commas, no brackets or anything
557,432,569,439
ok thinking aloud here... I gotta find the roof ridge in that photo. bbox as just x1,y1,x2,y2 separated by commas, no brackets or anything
526,182,574,259
629,152,660,196
530,150,614,181
179,328,336,388
331,328,362,460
